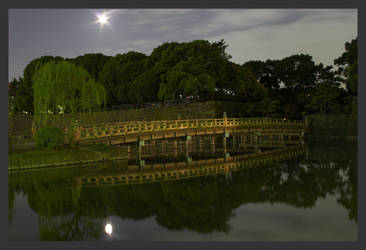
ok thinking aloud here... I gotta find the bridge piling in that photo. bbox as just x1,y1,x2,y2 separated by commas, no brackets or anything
211,136,215,153
223,136,227,155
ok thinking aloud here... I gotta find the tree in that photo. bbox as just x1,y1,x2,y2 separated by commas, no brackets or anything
164,56,216,101
8,77,22,113
128,68,160,107
334,38,357,114
334,38,357,95
70,53,112,82
301,63,344,115
277,54,317,90
15,56,64,114
151,40,231,102
223,63,267,102
259,98,282,117
32,61,106,143
98,52,147,107
243,59,282,94
305,83,342,114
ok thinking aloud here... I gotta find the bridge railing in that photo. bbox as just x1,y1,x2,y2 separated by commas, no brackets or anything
75,118,307,141
80,145,306,186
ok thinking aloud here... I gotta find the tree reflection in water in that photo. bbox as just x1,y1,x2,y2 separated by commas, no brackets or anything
8,141,357,240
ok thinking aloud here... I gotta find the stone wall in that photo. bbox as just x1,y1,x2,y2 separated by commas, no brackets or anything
10,101,238,136
305,114,357,139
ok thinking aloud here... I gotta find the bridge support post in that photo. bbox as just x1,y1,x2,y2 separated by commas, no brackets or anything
281,132,286,149
271,134,276,146
223,133,228,155
138,140,144,162
256,131,261,144
300,131,305,144
280,131,285,147
253,131,261,153
138,145,142,162
211,136,215,153
223,112,227,127
150,140,156,156
186,135,191,158
241,135,247,151
173,139,178,158
162,140,166,158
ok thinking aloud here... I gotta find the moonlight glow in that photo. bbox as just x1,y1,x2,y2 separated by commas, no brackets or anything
105,223,113,235
97,13,109,26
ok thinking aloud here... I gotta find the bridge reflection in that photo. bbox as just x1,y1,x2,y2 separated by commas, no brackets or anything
79,144,306,187
8,140,357,241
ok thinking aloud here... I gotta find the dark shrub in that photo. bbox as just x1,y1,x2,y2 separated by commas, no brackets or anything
35,127,64,149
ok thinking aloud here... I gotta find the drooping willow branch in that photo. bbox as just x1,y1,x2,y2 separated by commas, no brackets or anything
32,61,106,142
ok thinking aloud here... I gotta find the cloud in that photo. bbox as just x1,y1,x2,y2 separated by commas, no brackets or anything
9,9,357,80
98,9,357,65
205,9,357,65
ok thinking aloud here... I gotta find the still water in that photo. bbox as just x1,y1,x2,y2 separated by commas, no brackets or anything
8,136,357,241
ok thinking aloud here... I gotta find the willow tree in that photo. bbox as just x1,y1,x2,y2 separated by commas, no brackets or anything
32,61,106,144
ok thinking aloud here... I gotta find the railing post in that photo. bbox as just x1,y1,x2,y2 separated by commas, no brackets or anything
223,112,227,127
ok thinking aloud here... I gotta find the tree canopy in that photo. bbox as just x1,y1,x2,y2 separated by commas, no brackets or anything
32,61,106,128
14,56,64,114
9,37,357,119
334,37,357,95
98,51,148,107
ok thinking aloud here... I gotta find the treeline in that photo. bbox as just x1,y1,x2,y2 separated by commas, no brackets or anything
8,38,357,119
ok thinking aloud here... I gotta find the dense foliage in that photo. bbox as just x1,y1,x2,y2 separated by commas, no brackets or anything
32,61,106,143
34,127,64,149
8,37,357,119
32,61,106,125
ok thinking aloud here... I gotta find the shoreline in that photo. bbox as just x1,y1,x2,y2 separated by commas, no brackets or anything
8,144,128,171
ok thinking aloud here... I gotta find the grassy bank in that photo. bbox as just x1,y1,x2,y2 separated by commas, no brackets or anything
8,144,128,171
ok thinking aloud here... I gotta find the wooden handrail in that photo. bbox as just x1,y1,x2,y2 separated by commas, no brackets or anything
75,117,308,141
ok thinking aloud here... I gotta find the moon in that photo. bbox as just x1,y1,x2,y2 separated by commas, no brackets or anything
105,223,113,235
97,13,109,26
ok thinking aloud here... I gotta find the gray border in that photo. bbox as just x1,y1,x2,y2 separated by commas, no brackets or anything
2,1,363,250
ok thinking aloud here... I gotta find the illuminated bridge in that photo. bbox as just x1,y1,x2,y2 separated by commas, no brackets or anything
71,117,308,145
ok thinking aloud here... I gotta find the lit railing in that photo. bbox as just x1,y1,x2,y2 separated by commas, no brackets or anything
75,118,308,141
80,144,305,187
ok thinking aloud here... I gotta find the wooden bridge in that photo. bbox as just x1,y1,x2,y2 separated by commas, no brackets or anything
78,144,306,187
71,117,308,145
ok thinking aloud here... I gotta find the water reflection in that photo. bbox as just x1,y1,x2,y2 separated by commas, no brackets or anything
8,137,357,241
105,223,112,235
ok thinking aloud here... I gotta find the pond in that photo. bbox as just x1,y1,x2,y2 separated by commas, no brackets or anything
8,136,357,241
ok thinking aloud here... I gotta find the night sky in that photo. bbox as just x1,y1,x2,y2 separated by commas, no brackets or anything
8,9,357,81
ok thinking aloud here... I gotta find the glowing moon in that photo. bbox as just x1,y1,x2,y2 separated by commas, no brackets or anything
105,223,113,235
97,13,109,26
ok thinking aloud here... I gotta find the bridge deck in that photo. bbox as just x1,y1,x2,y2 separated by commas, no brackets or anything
71,117,308,145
